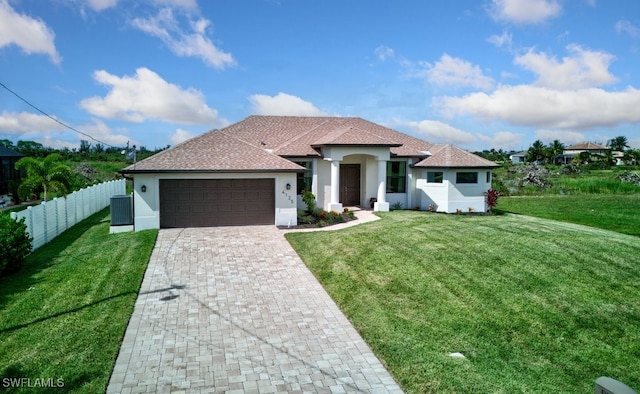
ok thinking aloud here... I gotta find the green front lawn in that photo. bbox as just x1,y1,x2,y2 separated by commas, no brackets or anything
285,211,640,393
0,209,157,393
495,194,640,236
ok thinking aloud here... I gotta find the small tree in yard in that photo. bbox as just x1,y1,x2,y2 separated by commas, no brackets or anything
15,153,73,202
301,190,317,213
0,215,33,276
484,189,501,213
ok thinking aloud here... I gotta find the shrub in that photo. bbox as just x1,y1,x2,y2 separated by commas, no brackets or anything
484,189,501,212
0,215,33,276
301,190,316,213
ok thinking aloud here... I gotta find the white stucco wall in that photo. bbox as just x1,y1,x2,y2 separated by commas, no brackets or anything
131,172,297,231
415,169,492,213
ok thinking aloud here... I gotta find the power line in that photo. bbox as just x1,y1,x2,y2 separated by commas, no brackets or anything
0,81,117,148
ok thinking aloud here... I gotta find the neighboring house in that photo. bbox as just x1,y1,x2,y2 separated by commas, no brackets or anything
0,146,24,196
509,151,527,164
121,116,497,230
563,142,610,161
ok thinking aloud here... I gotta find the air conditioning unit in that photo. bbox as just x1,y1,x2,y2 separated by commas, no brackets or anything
595,377,638,394
110,195,133,226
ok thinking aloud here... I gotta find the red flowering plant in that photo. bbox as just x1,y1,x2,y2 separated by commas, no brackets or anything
484,189,501,212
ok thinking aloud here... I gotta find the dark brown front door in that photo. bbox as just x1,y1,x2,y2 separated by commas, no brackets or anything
340,164,361,206
159,178,275,228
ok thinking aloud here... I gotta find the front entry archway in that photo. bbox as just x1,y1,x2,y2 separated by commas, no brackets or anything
340,164,361,206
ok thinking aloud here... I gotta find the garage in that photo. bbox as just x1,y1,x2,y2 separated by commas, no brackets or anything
159,178,275,228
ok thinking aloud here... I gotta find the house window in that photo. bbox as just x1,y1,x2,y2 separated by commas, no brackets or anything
294,161,312,194
486,171,491,183
427,171,443,183
456,171,478,184
386,161,406,193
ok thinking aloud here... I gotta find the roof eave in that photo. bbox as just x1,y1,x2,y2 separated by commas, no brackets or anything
120,168,306,175
310,143,403,148
414,164,499,169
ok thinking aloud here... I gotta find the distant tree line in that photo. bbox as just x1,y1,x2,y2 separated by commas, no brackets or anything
0,138,169,162
474,135,639,167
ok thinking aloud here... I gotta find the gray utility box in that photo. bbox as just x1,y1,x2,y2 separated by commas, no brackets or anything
110,195,133,226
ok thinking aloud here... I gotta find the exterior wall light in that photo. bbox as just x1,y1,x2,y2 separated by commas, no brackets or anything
286,183,291,190
141,185,147,193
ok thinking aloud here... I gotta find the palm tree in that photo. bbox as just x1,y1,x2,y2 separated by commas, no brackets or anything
607,136,629,152
15,153,73,201
526,140,547,163
547,140,565,164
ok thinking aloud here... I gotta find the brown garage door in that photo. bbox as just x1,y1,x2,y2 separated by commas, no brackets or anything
159,179,275,228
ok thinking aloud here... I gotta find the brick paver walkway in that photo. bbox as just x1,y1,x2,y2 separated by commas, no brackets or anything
107,225,402,393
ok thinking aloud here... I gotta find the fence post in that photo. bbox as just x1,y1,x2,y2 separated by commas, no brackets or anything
53,198,59,237
42,201,48,244
27,207,34,248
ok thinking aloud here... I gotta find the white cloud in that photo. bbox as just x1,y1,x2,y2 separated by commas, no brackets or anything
420,54,494,90
249,93,327,116
514,44,617,89
170,128,196,145
77,119,132,146
80,67,224,125
487,31,513,49
153,0,198,11
0,0,61,64
0,112,132,148
36,136,79,150
489,0,561,24
438,85,640,130
478,130,525,149
0,111,66,133
130,8,234,69
402,120,477,145
535,129,585,144
616,20,640,38
374,45,394,61
86,0,118,12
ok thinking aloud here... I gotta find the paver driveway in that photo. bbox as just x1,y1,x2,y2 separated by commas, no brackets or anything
107,225,402,393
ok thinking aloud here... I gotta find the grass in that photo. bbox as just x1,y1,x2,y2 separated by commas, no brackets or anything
495,194,640,236
285,211,640,393
0,208,157,393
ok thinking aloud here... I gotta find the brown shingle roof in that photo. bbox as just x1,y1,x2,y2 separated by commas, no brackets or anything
414,144,498,168
225,116,433,157
122,116,496,172
122,129,305,173
565,142,609,150
311,125,402,147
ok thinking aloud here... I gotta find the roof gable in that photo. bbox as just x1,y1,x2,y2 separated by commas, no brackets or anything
414,144,498,168
122,129,304,173
311,125,402,147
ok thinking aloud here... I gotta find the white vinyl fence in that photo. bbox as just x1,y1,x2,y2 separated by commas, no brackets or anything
11,179,126,250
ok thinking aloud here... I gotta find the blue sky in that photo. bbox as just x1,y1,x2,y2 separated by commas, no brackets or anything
1,0,639,152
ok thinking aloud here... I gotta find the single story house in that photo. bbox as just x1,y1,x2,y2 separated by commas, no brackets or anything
121,116,497,230
563,142,610,158
0,146,24,196
509,151,527,164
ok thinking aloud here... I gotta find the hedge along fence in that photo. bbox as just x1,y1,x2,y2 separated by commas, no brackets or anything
10,179,126,250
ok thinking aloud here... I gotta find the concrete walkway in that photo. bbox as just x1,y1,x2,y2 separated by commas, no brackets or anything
107,213,401,393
